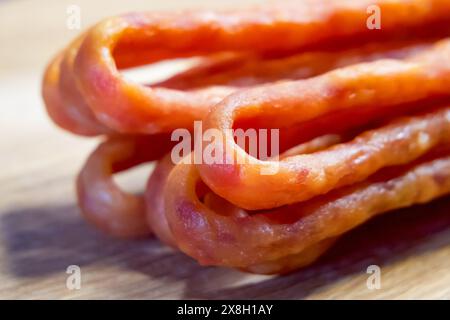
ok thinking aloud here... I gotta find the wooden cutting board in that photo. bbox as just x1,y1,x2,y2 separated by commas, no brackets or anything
0,0,449,299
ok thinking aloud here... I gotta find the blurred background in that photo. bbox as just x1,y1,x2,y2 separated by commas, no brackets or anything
0,0,449,299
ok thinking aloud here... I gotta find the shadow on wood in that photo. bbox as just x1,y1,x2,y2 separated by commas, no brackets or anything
1,196,449,298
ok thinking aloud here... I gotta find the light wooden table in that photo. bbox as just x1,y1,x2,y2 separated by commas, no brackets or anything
0,0,449,299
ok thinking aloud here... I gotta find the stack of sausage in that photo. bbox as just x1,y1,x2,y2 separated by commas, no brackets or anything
42,0,450,274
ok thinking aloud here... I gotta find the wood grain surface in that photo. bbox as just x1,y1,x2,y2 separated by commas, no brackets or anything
0,0,449,299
